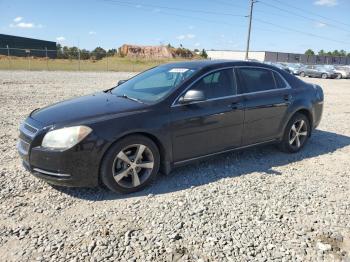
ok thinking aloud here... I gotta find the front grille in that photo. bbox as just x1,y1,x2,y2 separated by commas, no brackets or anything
17,139,30,155
20,122,38,139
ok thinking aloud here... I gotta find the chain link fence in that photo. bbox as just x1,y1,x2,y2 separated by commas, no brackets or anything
0,47,172,72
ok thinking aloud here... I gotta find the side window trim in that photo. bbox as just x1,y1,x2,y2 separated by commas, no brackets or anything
171,65,291,107
171,66,237,107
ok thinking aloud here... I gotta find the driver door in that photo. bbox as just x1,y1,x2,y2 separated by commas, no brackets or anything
170,68,245,162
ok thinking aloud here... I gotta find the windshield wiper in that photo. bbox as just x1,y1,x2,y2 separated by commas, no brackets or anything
117,94,144,104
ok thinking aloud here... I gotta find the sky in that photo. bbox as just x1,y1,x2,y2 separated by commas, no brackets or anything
1,0,350,53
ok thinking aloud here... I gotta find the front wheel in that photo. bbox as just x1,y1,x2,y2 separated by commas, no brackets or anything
279,113,310,153
300,72,305,77
321,73,328,79
100,135,160,193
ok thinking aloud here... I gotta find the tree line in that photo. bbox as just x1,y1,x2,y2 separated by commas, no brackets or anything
56,44,208,60
304,49,350,57
56,44,117,60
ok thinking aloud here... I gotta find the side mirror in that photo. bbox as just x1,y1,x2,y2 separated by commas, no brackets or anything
117,80,127,86
178,90,206,104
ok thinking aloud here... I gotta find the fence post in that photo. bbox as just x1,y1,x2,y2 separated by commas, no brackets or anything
6,45,10,69
45,47,49,71
26,50,31,71
106,55,109,71
78,50,81,71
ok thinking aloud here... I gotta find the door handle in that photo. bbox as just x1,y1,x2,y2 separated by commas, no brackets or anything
230,102,244,110
284,94,292,101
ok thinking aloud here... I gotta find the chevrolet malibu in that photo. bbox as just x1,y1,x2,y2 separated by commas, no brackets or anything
18,60,324,193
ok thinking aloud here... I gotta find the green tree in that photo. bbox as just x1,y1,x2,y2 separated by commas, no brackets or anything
304,49,315,55
68,46,79,59
200,49,208,59
318,49,325,56
332,50,340,56
107,48,117,56
80,49,90,60
339,49,347,56
56,43,65,59
91,47,106,60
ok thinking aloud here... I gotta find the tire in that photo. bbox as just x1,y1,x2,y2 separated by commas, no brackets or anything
321,73,328,79
100,135,160,193
300,72,305,77
336,74,342,79
279,113,310,153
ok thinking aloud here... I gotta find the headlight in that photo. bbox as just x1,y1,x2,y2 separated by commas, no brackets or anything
42,126,92,150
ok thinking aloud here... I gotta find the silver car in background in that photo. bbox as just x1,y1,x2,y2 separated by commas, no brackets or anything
300,65,339,79
283,63,303,75
334,66,350,79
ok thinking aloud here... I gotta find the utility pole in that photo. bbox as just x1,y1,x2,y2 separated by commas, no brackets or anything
245,0,256,60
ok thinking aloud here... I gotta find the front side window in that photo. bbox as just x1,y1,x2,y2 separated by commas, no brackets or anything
237,68,276,94
112,66,197,103
189,69,236,99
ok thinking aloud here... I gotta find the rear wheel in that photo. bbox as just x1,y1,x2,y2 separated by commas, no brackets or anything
321,73,328,79
279,113,310,153
300,72,305,77
101,135,160,193
336,74,342,79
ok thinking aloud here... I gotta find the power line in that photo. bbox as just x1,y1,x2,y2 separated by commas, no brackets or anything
267,0,350,28
258,0,350,34
102,0,246,17
255,18,350,45
100,0,350,47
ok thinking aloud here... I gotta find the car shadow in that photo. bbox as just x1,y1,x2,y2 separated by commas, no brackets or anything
54,129,350,201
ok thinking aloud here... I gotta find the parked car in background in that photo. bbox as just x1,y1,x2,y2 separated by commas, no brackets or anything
17,60,324,193
264,62,292,74
282,63,303,75
334,66,350,79
299,65,338,79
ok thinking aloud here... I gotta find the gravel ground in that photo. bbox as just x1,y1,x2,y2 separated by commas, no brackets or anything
0,71,349,262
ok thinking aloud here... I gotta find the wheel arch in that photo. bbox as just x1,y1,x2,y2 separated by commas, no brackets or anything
280,106,314,140
98,131,171,185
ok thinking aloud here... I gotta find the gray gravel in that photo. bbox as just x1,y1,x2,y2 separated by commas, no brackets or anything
0,71,349,262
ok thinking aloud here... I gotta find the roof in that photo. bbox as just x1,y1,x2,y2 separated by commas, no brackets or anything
0,34,56,44
162,59,267,69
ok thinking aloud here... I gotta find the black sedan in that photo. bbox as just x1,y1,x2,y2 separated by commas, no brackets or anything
18,60,324,193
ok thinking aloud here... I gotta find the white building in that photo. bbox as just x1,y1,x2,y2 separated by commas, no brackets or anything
207,50,266,61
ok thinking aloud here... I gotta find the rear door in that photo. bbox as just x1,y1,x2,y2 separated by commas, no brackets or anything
236,67,292,145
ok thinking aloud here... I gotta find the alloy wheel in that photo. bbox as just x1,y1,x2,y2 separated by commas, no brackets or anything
289,120,308,149
112,144,154,188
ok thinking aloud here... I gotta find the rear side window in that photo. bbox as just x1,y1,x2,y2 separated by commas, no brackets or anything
237,68,276,94
273,72,287,89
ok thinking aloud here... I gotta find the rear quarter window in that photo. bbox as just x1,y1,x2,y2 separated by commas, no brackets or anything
273,72,287,89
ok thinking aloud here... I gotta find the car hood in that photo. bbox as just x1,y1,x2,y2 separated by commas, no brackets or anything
30,91,147,125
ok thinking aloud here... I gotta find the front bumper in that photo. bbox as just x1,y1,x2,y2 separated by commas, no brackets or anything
17,118,101,187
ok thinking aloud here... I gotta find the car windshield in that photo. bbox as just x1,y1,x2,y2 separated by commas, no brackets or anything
111,66,197,103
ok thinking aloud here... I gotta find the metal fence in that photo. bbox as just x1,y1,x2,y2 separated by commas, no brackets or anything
264,51,350,65
0,47,170,72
